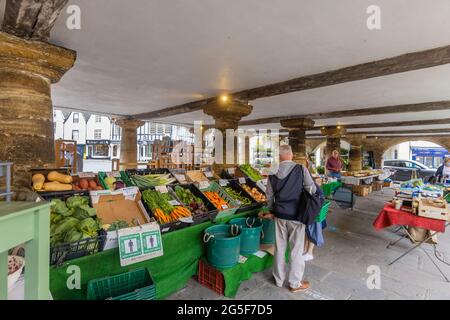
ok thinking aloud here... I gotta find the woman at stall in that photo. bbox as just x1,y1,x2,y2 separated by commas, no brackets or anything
434,157,450,181
325,150,343,178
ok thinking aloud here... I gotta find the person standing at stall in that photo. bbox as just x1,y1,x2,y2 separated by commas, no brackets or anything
326,150,343,178
434,157,450,181
264,145,317,292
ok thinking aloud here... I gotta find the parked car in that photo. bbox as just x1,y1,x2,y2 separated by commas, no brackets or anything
382,159,436,182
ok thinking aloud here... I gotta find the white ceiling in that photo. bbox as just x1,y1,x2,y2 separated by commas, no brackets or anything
5,0,450,131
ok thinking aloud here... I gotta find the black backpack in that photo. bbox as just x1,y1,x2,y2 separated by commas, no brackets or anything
296,167,325,225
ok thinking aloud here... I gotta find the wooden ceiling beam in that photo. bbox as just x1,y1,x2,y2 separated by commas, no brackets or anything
238,101,450,126
1,0,68,41
133,45,450,120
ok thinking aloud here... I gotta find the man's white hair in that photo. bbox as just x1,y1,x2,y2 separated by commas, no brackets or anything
279,144,293,157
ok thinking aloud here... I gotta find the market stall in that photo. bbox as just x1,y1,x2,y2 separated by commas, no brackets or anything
373,179,450,282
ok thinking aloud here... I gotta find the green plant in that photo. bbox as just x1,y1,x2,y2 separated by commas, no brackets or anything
316,166,325,174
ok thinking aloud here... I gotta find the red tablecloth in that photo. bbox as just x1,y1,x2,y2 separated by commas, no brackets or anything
373,203,446,233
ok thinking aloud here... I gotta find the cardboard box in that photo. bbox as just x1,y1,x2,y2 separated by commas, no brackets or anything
372,181,383,191
417,198,450,221
90,186,151,225
383,181,392,188
352,185,372,197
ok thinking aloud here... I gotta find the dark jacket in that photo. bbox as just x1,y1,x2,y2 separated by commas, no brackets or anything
268,165,304,221
435,165,444,177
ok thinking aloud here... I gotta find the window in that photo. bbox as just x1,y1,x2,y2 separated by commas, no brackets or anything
72,130,79,140
95,115,102,123
112,145,118,157
73,113,79,123
94,129,102,139
404,161,422,169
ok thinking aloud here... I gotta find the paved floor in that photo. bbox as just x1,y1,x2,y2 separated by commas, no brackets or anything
167,189,450,300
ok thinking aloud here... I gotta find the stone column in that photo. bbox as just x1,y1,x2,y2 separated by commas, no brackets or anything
116,119,144,169
280,118,315,166
346,134,366,172
0,32,76,189
320,126,346,159
203,97,252,174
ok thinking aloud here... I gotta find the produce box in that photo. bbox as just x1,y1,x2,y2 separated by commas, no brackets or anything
90,187,151,226
186,170,210,183
352,185,372,197
237,177,268,203
417,198,450,221
170,168,189,184
97,171,130,190
71,172,104,191
198,181,239,221
30,168,73,193
126,168,177,190
220,167,246,180
372,181,383,192
383,181,393,188
218,179,262,213
47,192,106,266
141,186,192,233
171,184,218,224
200,167,220,181
87,268,156,300
239,164,264,182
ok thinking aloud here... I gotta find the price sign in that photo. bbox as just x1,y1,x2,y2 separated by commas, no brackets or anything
155,185,168,193
239,177,246,184
227,168,236,175
174,174,186,183
199,181,210,190
107,171,121,178
219,179,229,187
168,200,180,206
122,187,137,197
221,204,229,210
77,172,96,178
204,171,213,178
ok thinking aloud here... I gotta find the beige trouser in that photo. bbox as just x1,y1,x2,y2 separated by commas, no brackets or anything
273,218,306,288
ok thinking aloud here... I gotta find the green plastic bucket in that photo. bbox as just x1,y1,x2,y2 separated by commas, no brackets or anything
229,217,263,254
261,218,275,244
203,224,241,269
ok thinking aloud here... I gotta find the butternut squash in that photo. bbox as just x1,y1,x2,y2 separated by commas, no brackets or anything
32,173,45,190
47,171,73,184
43,181,73,192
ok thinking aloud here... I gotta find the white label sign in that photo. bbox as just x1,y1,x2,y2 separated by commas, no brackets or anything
227,168,236,175
204,171,213,178
77,172,96,178
239,255,248,264
155,185,168,193
219,179,229,187
168,200,180,206
106,171,121,178
174,174,186,183
239,177,246,184
199,181,210,190
221,204,229,210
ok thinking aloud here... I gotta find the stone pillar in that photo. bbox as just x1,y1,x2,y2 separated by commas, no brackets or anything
244,136,250,164
0,32,76,189
280,118,315,166
116,119,144,169
321,126,346,159
203,97,252,173
346,134,366,172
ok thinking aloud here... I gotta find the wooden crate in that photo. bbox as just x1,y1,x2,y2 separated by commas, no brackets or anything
352,185,372,197
417,198,450,221
372,181,383,191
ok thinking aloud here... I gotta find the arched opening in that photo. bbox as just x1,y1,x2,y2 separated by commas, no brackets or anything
383,140,449,169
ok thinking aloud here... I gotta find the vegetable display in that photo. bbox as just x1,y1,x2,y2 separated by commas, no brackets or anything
32,171,73,192
241,184,267,202
203,191,230,211
174,186,209,215
132,174,176,189
239,164,263,181
50,196,102,246
223,187,252,205
103,176,126,190
142,189,191,224
73,178,103,191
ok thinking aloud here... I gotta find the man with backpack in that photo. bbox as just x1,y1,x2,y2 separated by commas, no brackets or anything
264,145,324,293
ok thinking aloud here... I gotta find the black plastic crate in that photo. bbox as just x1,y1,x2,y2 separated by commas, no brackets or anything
140,187,190,234
237,177,268,204
38,189,91,201
220,167,246,180
220,179,263,213
171,184,219,225
50,229,107,266
126,168,176,190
